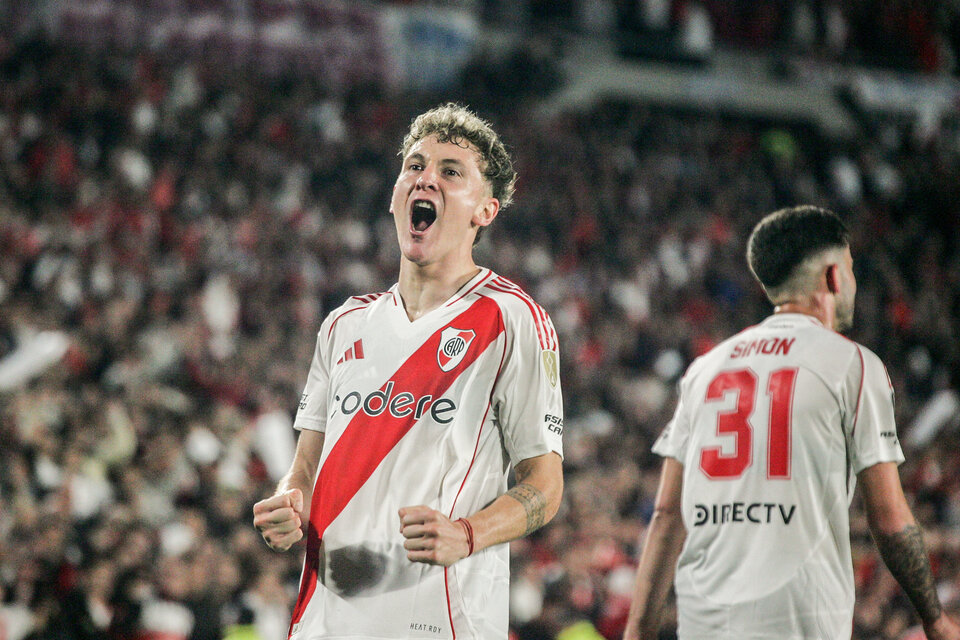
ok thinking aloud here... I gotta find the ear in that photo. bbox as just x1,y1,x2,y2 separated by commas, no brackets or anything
473,197,500,229
825,263,841,295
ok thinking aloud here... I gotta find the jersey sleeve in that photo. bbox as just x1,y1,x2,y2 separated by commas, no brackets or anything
492,302,563,465
844,344,905,473
652,363,696,463
293,318,334,433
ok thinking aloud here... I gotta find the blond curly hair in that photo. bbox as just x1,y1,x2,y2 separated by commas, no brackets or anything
400,103,516,211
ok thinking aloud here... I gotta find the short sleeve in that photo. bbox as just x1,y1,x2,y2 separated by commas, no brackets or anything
492,304,563,465
293,324,332,433
652,370,693,463
845,345,905,473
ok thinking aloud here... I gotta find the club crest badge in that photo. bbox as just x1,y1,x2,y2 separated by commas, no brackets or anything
437,327,476,372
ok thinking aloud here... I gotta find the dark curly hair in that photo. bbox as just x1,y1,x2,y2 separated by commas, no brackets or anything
747,205,850,300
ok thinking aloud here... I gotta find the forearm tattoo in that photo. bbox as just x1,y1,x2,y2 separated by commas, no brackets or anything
874,524,942,623
505,483,547,534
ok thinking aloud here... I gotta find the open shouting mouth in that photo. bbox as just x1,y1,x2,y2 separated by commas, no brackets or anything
410,199,437,234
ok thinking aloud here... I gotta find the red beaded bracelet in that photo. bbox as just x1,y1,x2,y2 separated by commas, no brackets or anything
456,517,474,557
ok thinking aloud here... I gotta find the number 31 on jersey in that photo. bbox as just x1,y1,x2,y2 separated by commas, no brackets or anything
699,368,798,480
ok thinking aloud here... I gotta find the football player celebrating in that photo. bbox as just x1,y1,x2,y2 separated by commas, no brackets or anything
254,104,564,639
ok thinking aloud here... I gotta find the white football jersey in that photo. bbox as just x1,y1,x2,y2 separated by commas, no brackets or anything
653,313,904,640
289,268,563,640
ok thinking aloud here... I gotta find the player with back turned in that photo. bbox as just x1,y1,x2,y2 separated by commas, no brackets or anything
252,104,564,639
624,206,960,640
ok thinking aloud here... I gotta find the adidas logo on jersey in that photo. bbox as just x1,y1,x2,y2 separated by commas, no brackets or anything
337,339,365,365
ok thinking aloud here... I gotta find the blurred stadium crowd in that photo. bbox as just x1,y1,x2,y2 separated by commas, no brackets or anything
2,2,960,640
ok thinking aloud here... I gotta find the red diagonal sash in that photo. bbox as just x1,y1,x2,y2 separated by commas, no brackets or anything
289,296,503,633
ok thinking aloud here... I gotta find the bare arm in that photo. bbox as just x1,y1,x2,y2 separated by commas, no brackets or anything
253,429,325,551
623,457,686,640
859,462,960,640
471,451,563,548
278,429,325,503
399,451,563,566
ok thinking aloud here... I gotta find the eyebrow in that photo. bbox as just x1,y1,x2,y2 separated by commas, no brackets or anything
405,152,469,170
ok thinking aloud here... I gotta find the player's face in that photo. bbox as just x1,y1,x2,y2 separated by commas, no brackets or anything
390,135,498,268
834,247,856,332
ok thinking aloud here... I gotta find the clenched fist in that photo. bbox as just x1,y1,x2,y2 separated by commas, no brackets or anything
399,505,471,567
254,488,305,551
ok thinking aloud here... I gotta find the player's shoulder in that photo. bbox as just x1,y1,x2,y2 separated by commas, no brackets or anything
836,336,889,379
321,290,393,338
476,273,545,315
476,272,558,350
838,336,882,364
329,290,393,318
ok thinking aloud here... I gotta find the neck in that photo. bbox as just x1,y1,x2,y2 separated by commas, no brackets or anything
397,259,481,321
773,295,836,330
